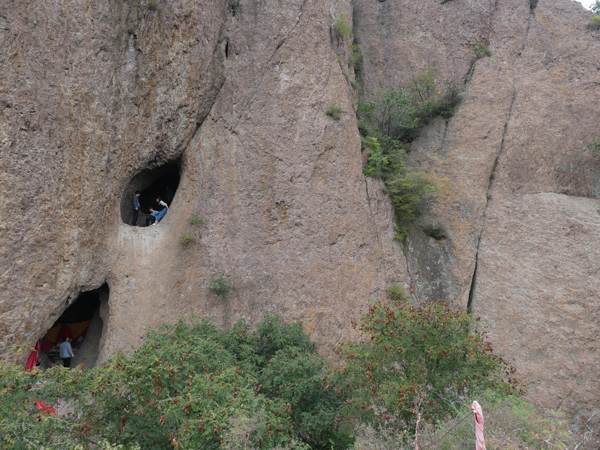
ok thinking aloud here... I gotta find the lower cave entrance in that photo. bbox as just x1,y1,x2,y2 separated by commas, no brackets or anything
120,160,181,227
39,284,109,369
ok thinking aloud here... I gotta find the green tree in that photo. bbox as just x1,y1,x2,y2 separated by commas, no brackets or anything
0,315,348,450
592,1,600,14
335,290,520,432
219,314,351,449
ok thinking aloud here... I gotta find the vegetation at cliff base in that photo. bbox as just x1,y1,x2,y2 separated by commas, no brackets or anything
1,303,580,449
335,287,520,430
0,315,345,450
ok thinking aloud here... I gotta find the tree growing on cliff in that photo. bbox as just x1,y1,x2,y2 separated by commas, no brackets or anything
335,287,520,433
358,69,460,234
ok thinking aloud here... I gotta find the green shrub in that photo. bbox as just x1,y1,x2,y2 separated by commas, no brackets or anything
335,295,520,431
358,69,460,143
333,12,352,39
348,43,363,67
351,80,360,91
530,0,538,10
388,283,407,301
394,224,409,240
358,69,460,230
588,15,600,29
423,224,446,240
342,70,350,81
209,272,234,298
189,215,205,226
473,42,492,59
326,103,343,119
177,233,193,245
593,1,600,14
362,137,386,177
148,0,157,10
0,316,334,449
584,134,600,155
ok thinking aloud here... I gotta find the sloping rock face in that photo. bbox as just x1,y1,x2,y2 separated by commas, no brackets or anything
1,0,599,435
355,0,600,433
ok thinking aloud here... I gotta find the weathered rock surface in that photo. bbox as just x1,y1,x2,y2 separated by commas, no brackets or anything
355,0,600,432
473,193,600,431
1,0,406,363
1,0,600,435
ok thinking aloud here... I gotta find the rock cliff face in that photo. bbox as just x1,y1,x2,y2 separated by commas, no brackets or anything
1,0,599,433
356,0,600,431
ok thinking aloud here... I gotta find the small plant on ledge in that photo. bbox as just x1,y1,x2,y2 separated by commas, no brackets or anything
209,272,234,299
177,233,193,245
326,103,343,119
473,42,492,59
589,16,600,30
190,215,206,226
333,11,351,39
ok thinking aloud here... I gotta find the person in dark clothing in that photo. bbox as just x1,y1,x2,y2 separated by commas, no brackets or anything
131,190,141,226
59,337,75,368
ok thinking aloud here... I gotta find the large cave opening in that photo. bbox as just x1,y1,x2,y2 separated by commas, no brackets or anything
120,160,181,227
39,284,109,369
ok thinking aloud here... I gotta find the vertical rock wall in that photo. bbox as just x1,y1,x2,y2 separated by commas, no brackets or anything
0,0,227,351
1,0,408,361
355,0,600,432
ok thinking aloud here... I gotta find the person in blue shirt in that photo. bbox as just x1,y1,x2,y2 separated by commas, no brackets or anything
131,191,141,226
148,197,169,226
59,337,75,368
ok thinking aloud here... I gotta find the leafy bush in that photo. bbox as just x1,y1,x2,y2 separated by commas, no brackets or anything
388,283,407,301
326,103,343,120
335,292,520,431
593,1,600,14
189,215,205,226
358,69,460,143
0,315,348,450
209,272,234,298
358,70,460,230
177,233,193,245
333,12,351,39
0,320,302,449
530,0,538,10
348,43,363,67
472,42,492,59
362,137,387,177
351,80,360,91
589,15,600,29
